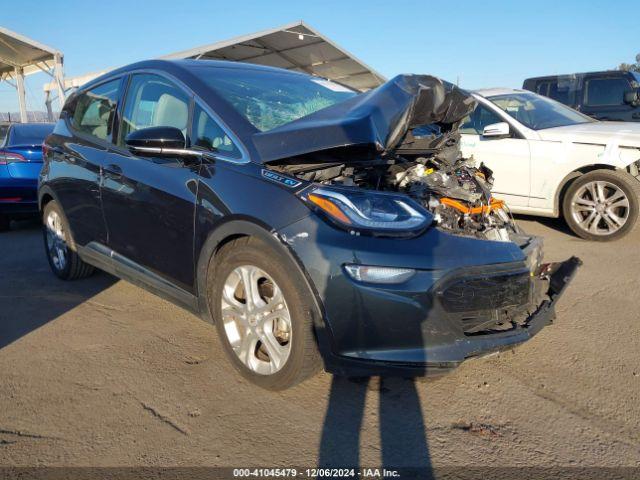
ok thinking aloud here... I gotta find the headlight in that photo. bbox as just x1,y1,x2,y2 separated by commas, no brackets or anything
299,186,432,235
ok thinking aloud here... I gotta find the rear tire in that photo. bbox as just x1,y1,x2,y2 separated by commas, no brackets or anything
562,169,640,241
207,236,321,390
42,201,95,280
0,215,9,232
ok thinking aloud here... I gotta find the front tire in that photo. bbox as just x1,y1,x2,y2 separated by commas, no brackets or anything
208,237,321,390
0,215,9,232
42,201,95,280
562,169,640,241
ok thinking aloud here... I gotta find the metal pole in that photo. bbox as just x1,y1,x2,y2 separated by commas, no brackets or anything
44,90,53,122
15,67,27,123
53,53,65,108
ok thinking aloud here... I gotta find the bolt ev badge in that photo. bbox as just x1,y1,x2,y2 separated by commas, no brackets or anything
261,169,301,188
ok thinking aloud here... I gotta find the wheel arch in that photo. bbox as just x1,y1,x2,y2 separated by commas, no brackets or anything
194,218,327,336
38,185,59,215
554,164,617,217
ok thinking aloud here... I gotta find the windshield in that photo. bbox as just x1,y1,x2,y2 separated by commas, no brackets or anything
9,124,54,145
201,68,358,132
488,92,594,130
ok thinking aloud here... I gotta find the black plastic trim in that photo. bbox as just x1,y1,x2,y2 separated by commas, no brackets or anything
78,242,198,313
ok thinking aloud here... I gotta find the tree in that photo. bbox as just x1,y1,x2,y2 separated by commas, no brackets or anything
618,53,640,72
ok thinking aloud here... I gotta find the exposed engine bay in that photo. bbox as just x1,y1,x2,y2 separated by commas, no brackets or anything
259,74,521,242
268,128,520,242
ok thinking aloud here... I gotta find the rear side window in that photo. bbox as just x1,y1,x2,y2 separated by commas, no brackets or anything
118,74,190,146
535,81,550,96
71,79,120,142
584,77,631,106
548,81,576,106
191,104,241,159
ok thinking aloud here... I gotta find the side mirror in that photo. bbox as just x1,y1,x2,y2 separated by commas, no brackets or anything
125,126,201,157
623,90,639,105
482,122,510,138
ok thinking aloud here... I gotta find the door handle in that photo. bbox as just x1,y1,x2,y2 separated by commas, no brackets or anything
104,164,123,179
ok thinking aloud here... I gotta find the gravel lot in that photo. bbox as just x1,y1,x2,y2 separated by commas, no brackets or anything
0,216,638,471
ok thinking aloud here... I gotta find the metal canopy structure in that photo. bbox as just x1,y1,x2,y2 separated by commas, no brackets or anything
43,20,386,106
161,21,385,91
0,26,65,122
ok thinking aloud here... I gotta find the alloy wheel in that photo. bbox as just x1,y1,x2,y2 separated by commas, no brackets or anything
570,180,630,236
220,265,292,375
45,210,68,271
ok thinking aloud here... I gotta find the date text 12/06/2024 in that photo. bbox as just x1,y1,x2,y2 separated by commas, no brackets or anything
232,468,401,478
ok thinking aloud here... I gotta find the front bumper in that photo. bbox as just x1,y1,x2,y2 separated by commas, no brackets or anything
278,217,581,377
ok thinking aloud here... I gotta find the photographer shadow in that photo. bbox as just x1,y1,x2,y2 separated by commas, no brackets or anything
315,244,436,478
319,375,433,477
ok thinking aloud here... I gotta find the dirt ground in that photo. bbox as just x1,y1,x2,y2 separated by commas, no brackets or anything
0,216,638,471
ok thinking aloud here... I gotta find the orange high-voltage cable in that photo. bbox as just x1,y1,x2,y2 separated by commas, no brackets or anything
439,197,505,215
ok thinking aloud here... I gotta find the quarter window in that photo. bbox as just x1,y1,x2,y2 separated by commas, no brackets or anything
192,104,241,158
71,79,120,142
584,77,631,106
119,74,190,146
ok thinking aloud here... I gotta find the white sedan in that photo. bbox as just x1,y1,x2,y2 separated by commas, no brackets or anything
460,88,640,240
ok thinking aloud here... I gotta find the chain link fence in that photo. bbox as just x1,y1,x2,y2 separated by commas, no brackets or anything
0,111,57,122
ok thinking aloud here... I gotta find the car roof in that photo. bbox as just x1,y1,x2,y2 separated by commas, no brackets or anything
169,58,310,76
82,58,309,91
473,87,530,97
525,70,632,81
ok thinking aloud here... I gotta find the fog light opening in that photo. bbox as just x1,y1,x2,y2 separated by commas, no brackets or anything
344,264,415,284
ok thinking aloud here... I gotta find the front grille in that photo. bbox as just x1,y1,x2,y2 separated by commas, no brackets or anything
439,270,531,314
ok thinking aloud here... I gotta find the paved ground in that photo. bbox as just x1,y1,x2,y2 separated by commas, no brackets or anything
0,216,638,470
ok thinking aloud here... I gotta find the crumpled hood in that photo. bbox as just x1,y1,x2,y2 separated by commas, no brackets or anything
537,121,640,148
252,74,477,163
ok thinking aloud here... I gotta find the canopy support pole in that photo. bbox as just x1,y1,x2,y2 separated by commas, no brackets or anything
53,53,65,106
44,90,54,122
14,66,27,123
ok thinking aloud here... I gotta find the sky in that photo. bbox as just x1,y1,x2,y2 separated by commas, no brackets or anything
1,0,638,113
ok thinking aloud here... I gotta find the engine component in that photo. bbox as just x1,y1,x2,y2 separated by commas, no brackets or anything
267,103,519,241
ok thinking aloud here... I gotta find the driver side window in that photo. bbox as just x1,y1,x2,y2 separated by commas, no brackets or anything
118,74,190,146
459,105,503,135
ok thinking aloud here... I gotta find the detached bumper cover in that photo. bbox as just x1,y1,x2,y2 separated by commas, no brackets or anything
325,256,581,376
448,256,582,361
